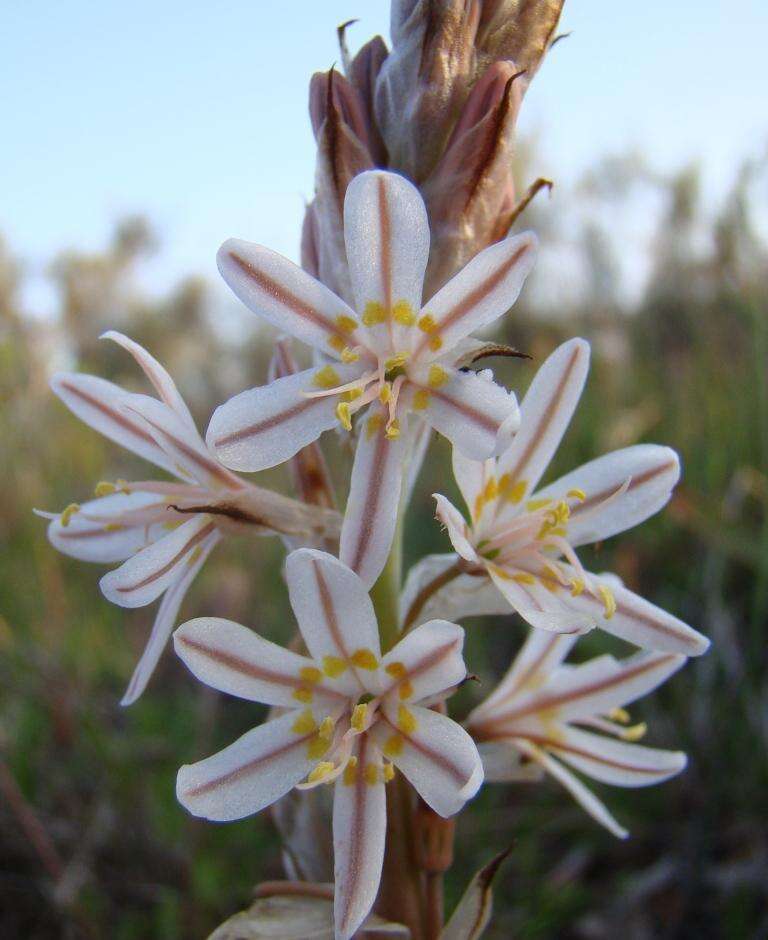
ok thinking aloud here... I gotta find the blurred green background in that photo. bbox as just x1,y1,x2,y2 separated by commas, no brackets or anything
2,148,767,938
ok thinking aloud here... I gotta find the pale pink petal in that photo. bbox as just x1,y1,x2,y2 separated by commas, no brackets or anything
47,491,168,563
122,393,241,492
343,170,429,351
285,549,382,695
339,405,406,589
121,529,219,705
550,725,687,788
217,239,367,359
496,338,590,507
374,705,483,817
382,620,466,703
476,742,545,783
417,369,519,459
433,494,478,563
176,711,319,822
565,573,709,655
50,372,177,475
412,231,537,362
173,615,346,709
332,735,387,940
206,365,363,473
101,330,195,429
451,452,496,525
512,738,629,838
100,514,216,609
486,565,596,634
400,554,509,625
537,444,680,547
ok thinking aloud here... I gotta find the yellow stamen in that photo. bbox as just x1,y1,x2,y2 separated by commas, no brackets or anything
620,722,647,742
342,387,363,402
512,572,536,584
398,680,414,700
307,735,330,759
318,716,335,740
307,761,335,784
384,352,409,371
322,655,347,678
292,687,313,703
351,648,379,670
392,300,416,326
385,418,401,440
569,578,585,597
364,763,380,786
299,666,322,684
314,365,342,389
379,382,392,404
526,497,552,512
351,703,368,732
412,388,430,410
385,662,407,679
597,584,617,619
366,413,384,440
567,488,586,502
609,707,631,724
427,364,449,388
417,313,436,333
383,734,404,757
94,481,117,497
291,709,317,735
341,346,360,363
383,762,395,783
499,474,527,504
104,523,124,533
336,314,358,333
342,756,358,785
397,705,417,734
336,401,352,431
328,335,346,353
60,504,80,527
428,335,443,351
363,300,387,326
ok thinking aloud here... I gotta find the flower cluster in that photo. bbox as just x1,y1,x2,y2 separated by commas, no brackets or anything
44,167,709,937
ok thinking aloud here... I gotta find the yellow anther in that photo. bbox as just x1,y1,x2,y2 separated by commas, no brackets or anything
548,526,567,537
351,648,379,670
620,722,647,742
567,488,587,502
569,578,585,597
385,419,401,440
343,756,358,785
307,761,335,784
300,666,322,684
597,584,617,619
341,346,360,363
427,364,449,388
392,300,416,326
307,735,330,759
293,687,313,703
336,314,358,333
291,709,317,735
398,680,414,700
342,387,363,402
540,576,560,594
60,504,80,527
103,523,124,533
351,703,368,732
526,497,552,512
412,388,430,410
383,734,404,757
512,572,536,585
483,477,499,502
364,763,380,786
417,313,437,333
382,762,395,783
397,705,417,734
379,382,392,404
428,335,443,351
384,352,409,371
362,301,387,326
94,481,117,497
336,401,352,431
609,707,631,724
385,662,407,679
366,413,384,440
499,474,527,504
328,335,346,352
322,655,347,678
318,716,335,740
313,365,341,389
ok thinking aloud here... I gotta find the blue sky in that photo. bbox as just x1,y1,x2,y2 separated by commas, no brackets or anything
2,1,766,313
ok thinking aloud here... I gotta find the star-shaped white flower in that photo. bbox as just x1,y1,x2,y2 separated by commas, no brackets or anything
432,338,709,655
174,548,482,940
466,629,688,838
41,332,337,704
208,169,536,587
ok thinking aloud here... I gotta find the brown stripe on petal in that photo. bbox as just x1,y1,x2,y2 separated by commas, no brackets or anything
380,713,468,785
383,639,461,697
377,175,393,314
213,397,325,449
521,734,676,776
184,732,314,798
313,560,352,661
578,590,693,644
115,521,216,594
346,424,391,575
503,342,581,484
414,243,530,358
60,380,158,448
337,735,371,933
484,634,562,712
569,460,677,517
428,386,500,434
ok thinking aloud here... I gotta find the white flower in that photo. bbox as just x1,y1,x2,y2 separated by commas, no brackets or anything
432,337,709,655
174,548,482,940
208,169,536,587
466,629,689,838
41,332,337,705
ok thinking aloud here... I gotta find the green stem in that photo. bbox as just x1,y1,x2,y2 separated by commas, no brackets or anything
370,508,404,652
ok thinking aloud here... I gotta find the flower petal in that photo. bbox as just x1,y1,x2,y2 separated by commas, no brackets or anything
339,404,406,589
286,549,382,694
418,369,519,459
451,452,496,526
382,620,466,703
400,554,509,625
512,738,629,839
100,514,216,609
343,170,429,350
412,231,537,362
173,616,346,709
176,711,319,822
207,365,363,473
50,372,177,475
47,491,167,563
565,572,709,655
486,564,596,634
537,444,680,547
121,529,218,706
217,239,366,359
374,705,483,817
496,338,590,507
549,725,687,788
477,742,545,783
101,330,196,429
332,735,387,940
433,494,478,563
122,393,241,491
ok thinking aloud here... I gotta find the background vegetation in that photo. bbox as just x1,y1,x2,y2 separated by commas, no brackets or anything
1,151,766,938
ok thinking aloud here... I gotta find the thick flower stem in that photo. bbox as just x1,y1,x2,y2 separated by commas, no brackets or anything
371,498,404,653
